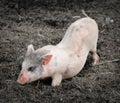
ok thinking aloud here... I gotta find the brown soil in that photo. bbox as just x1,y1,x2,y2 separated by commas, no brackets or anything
0,0,120,103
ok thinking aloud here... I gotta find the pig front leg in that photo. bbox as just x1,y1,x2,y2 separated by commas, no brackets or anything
51,74,62,87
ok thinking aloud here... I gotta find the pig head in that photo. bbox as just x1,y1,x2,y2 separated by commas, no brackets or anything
17,44,52,84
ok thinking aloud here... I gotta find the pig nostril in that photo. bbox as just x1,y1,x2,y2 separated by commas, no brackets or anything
20,74,23,77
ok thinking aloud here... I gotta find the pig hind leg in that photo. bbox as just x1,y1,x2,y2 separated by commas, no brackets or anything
90,41,99,65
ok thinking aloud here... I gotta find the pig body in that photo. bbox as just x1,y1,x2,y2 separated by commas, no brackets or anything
17,17,99,86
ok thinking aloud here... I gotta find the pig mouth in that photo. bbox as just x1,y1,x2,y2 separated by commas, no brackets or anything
17,77,30,85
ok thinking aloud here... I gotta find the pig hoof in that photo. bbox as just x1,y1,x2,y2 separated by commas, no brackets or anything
92,61,97,66
52,82,60,87
92,54,99,66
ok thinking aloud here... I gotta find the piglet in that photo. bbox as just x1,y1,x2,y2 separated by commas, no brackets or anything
17,16,99,86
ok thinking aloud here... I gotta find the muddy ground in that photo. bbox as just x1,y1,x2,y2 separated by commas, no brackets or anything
0,0,120,103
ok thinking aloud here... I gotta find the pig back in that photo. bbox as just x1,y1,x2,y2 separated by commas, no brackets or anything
57,17,98,51
79,18,99,50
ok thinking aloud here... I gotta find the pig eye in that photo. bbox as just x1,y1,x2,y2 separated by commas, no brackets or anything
28,66,36,72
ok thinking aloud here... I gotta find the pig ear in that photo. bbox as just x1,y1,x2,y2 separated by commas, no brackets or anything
26,44,34,56
42,55,52,65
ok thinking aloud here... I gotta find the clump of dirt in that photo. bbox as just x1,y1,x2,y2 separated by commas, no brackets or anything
0,0,120,103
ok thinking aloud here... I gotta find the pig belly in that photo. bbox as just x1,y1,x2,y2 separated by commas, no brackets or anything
62,67,81,79
62,63,85,79
62,54,88,79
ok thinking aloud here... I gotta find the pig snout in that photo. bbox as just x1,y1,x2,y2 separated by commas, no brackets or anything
17,72,29,85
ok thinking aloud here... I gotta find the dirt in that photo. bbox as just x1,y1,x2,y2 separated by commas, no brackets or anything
0,0,120,103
